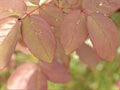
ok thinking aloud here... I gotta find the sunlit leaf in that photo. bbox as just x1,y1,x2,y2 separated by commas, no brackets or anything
0,17,20,70
7,62,48,90
82,0,120,15
39,0,52,5
87,13,118,61
39,5,64,27
0,0,27,19
77,44,101,69
22,15,56,63
60,10,88,55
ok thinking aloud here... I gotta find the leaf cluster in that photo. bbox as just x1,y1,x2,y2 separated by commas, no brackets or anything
0,0,120,89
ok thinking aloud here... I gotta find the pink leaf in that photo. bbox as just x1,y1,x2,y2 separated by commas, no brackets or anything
7,62,48,90
15,43,31,55
51,28,70,68
87,13,118,61
55,41,70,68
67,0,82,9
60,10,88,54
82,0,120,15
39,60,71,83
0,0,27,19
77,44,101,69
39,5,64,27
0,17,20,70
16,35,31,54
39,41,71,83
55,0,82,9
22,15,56,63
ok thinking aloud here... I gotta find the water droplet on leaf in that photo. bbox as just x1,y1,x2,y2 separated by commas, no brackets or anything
96,11,100,13
7,9,14,13
55,19,58,22
76,20,80,25
99,2,103,6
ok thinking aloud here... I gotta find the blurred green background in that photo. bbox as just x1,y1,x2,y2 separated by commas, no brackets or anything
0,10,120,90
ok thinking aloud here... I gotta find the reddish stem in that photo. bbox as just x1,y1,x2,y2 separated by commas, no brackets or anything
18,0,53,21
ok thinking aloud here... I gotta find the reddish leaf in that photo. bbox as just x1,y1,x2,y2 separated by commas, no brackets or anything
22,15,56,63
117,80,120,89
60,10,88,55
7,62,48,90
0,17,20,70
39,5,64,27
67,0,82,9
15,43,31,55
77,44,101,69
51,28,70,68
39,40,71,83
82,0,120,15
40,42,71,83
16,34,31,54
51,27,61,39
55,0,82,9
55,41,70,68
39,60,71,83
1,55,15,72
0,0,27,19
87,13,118,61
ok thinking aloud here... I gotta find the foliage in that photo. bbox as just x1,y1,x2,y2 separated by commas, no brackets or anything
0,0,120,90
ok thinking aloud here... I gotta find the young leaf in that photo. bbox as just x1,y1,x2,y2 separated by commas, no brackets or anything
39,5,64,27
82,0,120,15
0,17,20,70
87,13,118,61
0,0,27,19
77,44,101,69
7,62,48,90
60,10,88,55
22,15,56,63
